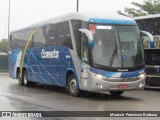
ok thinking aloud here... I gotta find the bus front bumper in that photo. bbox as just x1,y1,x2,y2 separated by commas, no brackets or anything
87,74,145,92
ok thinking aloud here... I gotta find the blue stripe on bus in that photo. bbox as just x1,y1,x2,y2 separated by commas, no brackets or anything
90,67,145,78
89,18,136,25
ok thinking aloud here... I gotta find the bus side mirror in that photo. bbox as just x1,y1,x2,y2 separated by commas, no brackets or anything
140,30,154,48
79,29,94,48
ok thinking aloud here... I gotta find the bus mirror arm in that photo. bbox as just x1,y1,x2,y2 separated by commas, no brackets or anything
79,29,94,48
140,30,154,42
140,30,154,48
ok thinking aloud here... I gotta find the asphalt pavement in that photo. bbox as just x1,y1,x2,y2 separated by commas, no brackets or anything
0,74,160,120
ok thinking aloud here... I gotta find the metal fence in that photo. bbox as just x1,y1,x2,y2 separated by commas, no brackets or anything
0,55,8,72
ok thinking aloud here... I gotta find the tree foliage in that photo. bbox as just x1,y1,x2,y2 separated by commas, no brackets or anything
0,39,8,53
117,0,160,17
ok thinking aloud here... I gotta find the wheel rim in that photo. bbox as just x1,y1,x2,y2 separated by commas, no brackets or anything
70,79,77,93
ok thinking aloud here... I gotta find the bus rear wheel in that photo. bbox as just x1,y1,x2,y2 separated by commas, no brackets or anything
109,91,124,96
68,74,80,97
22,70,31,87
18,71,24,86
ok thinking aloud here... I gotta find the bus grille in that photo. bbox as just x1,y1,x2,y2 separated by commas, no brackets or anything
103,77,140,82
145,49,160,65
146,68,160,76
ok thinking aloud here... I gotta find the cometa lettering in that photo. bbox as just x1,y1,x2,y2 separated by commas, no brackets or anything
41,49,59,59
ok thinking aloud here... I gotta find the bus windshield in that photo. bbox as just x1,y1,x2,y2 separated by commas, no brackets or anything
92,25,144,69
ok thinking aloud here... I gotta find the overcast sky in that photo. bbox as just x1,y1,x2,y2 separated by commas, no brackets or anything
0,0,144,40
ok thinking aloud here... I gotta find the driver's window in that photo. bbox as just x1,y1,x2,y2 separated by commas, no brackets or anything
81,34,89,63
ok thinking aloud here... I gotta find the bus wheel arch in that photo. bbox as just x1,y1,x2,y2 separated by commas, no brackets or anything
66,70,80,97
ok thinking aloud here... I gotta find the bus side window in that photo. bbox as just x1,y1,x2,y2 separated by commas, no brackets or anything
48,24,58,46
81,34,89,63
71,20,81,56
34,27,46,47
58,22,73,49
29,35,34,48
14,33,20,49
154,18,160,35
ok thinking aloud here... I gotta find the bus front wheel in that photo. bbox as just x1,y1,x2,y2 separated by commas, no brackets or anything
109,91,124,96
67,74,80,97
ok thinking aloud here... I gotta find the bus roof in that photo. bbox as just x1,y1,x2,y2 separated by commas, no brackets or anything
134,14,160,20
11,12,136,33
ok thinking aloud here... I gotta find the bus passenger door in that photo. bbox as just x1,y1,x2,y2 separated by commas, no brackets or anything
80,35,90,90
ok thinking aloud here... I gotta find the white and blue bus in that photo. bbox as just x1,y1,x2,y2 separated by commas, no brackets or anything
8,12,150,96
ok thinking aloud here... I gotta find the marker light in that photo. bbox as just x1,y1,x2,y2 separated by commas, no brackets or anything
96,83,103,89
139,84,144,88
89,24,95,30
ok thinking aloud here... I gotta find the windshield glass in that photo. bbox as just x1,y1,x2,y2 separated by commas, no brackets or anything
91,24,144,69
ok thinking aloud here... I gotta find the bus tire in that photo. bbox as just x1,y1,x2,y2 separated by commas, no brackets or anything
18,70,24,86
67,74,80,97
109,91,124,96
22,70,31,87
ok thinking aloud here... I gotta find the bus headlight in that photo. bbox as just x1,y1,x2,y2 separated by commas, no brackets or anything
96,74,105,79
90,72,107,80
138,73,145,79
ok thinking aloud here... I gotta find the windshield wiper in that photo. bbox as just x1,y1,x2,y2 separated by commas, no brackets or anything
109,42,118,67
109,48,117,67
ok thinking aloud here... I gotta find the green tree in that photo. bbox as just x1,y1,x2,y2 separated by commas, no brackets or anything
117,0,160,17
0,39,8,53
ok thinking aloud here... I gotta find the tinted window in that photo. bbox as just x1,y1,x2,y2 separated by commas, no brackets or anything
9,32,23,49
24,29,34,48
47,24,58,46
34,27,46,47
9,29,34,49
71,20,88,56
136,18,160,35
71,20,81,55
58,22,73,49
154,18,160,35
136,19,154,34
9,22,74,49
